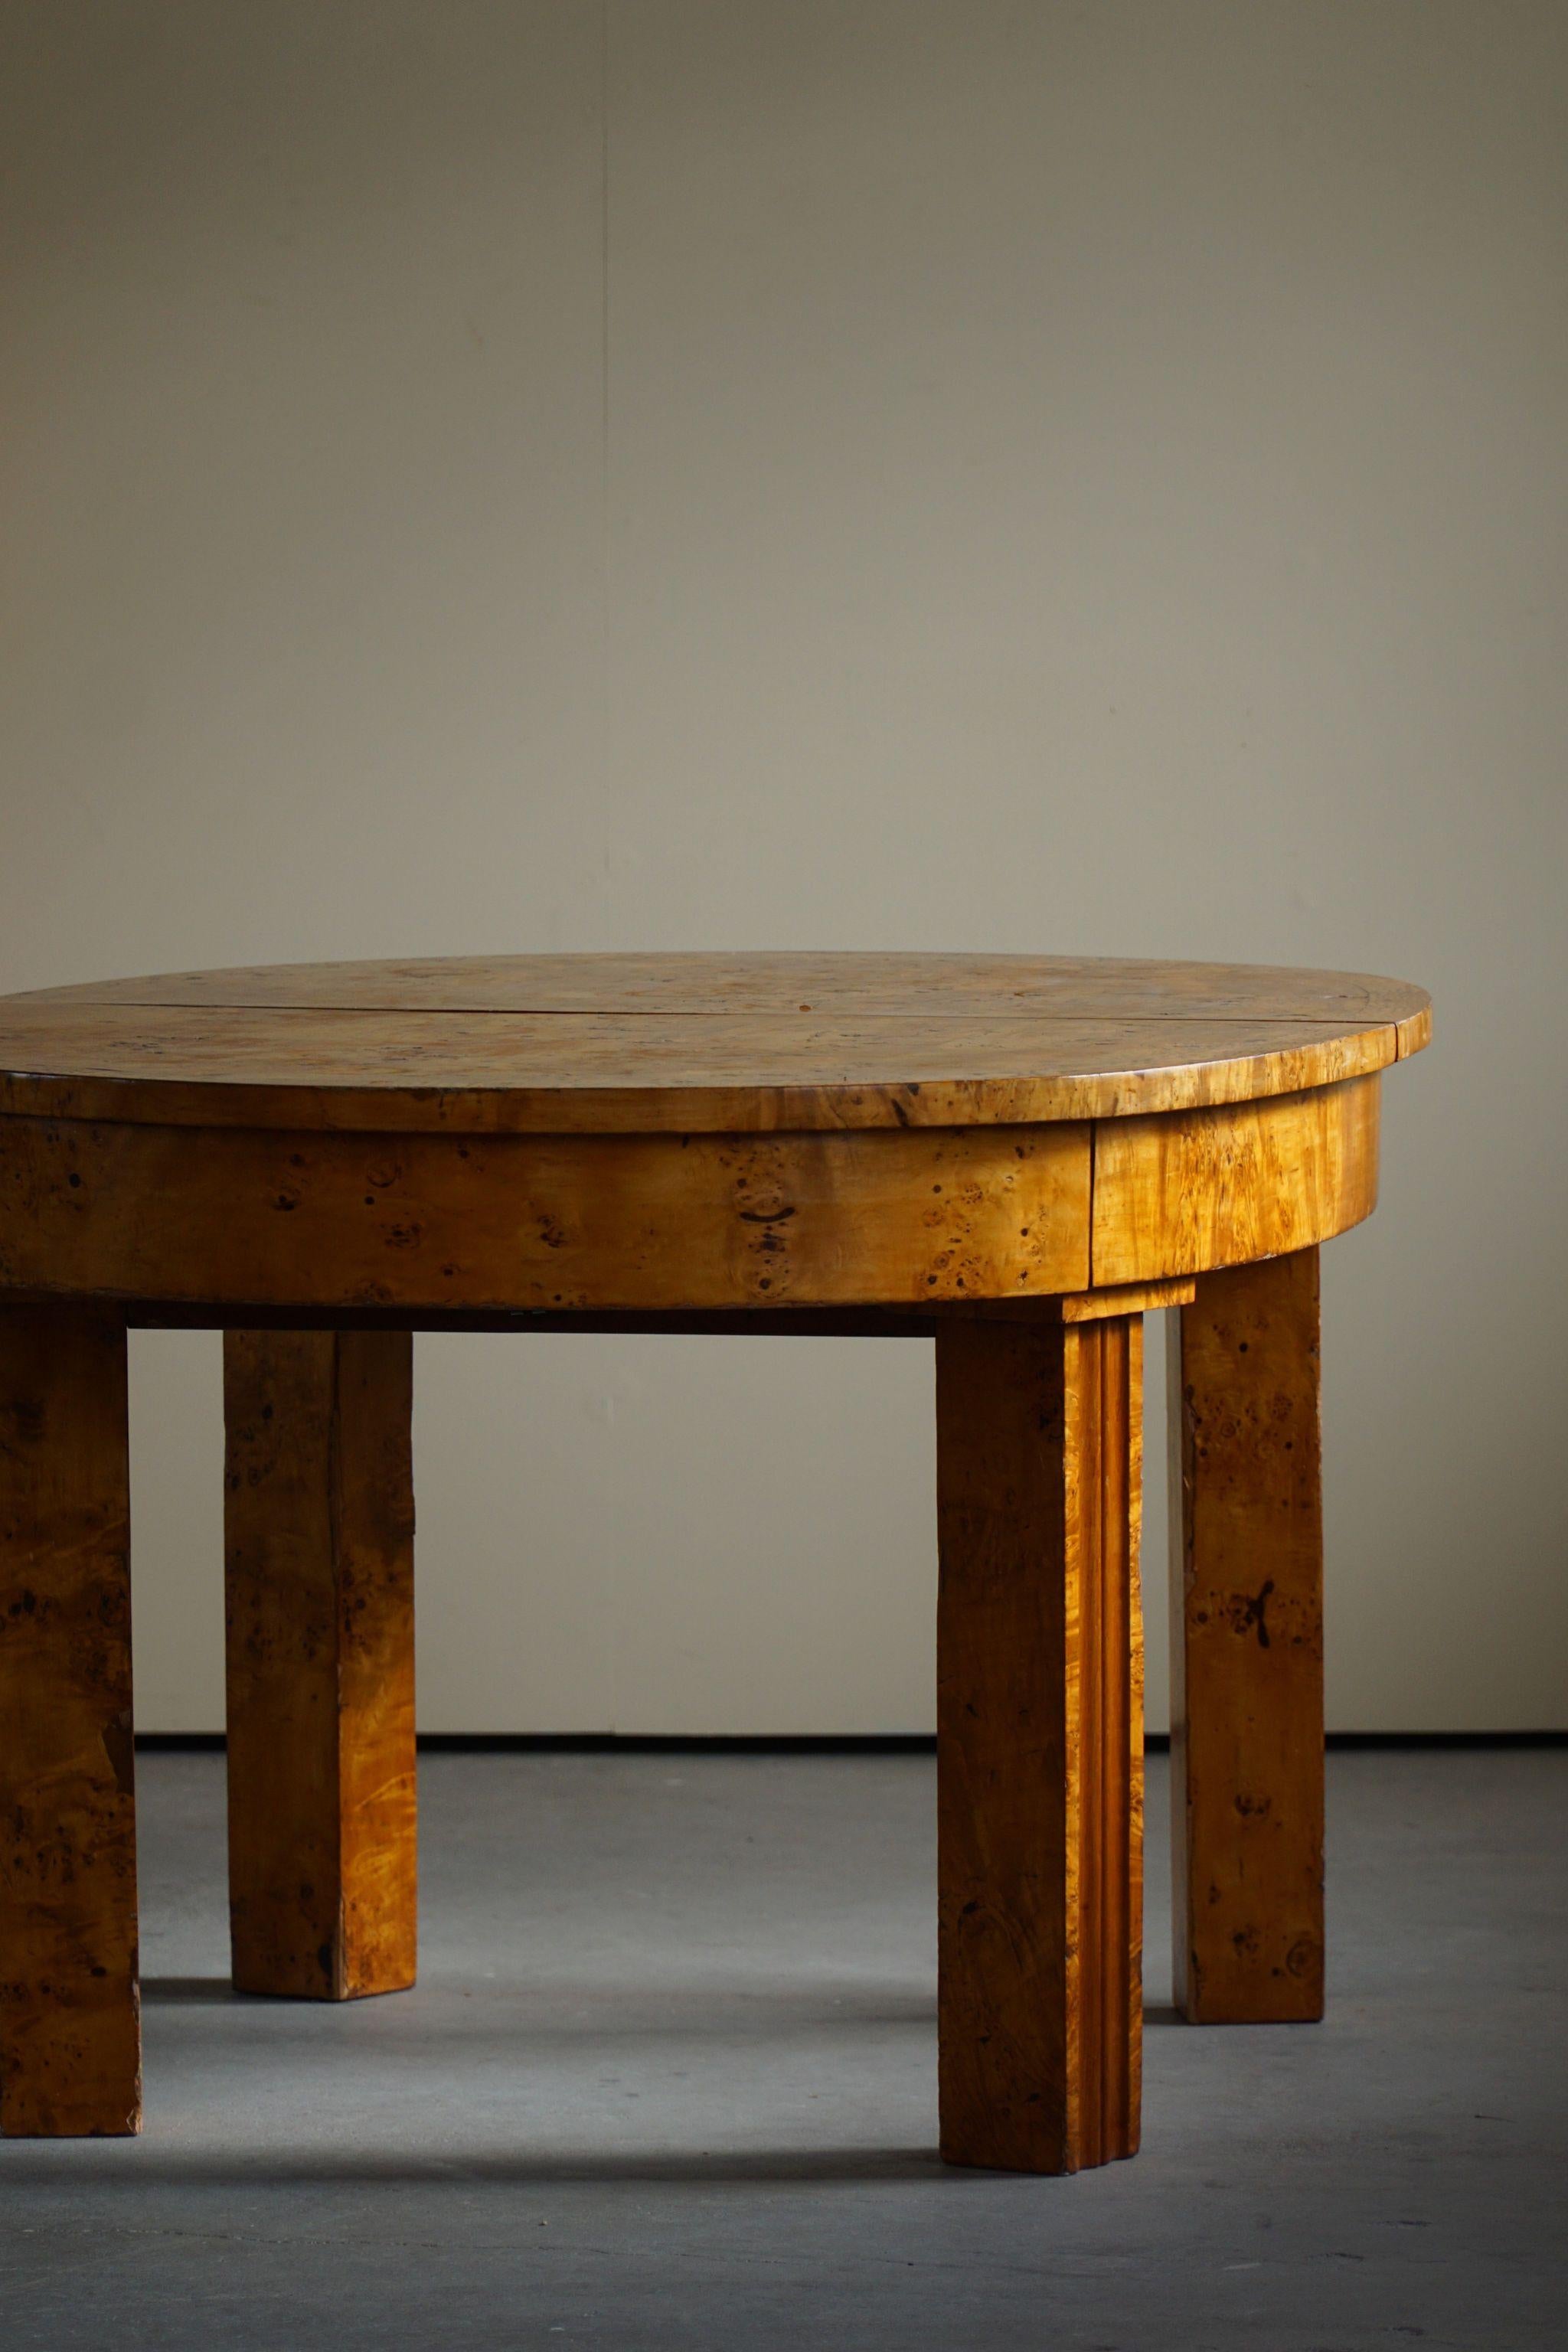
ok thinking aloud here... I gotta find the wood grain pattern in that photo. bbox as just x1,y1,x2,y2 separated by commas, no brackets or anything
0,1003,1404,1132
1168,1250,1325,2022
225,1331,416,2000
1060,1276,1195,1321
0,953,1432,1134
0,1005,1406,1135
12,949,1434,1024
0,1304,139,2135
0,1117,1092,1311
936,1313,1142,2173
1090,1076,1380,1285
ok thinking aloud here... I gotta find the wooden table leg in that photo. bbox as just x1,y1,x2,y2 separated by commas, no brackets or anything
224,1330,416,1999
936,1313,1143,2173
0,1304,140,2136
1168,1247,1325,2023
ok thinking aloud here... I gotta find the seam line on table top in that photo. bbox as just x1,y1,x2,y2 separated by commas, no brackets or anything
3,1001,1408,1025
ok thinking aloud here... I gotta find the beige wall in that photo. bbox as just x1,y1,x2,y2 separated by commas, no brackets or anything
2,2,1563,1731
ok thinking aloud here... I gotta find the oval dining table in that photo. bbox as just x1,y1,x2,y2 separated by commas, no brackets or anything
0,952,1430,2170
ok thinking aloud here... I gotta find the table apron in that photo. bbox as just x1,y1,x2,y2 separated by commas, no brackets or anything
0,1079,1378,1314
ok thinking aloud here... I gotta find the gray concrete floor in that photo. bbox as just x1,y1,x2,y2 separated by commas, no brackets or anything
1,1749,1563,2349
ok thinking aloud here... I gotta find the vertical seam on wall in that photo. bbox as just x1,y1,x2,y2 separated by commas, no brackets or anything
601,0,611,621
600,0,612,746
600,0,619,1734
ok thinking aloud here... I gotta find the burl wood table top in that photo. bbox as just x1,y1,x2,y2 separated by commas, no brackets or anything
0,952,1431,1133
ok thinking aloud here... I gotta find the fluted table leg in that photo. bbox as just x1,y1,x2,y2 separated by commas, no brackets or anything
936,1311,1143,2173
